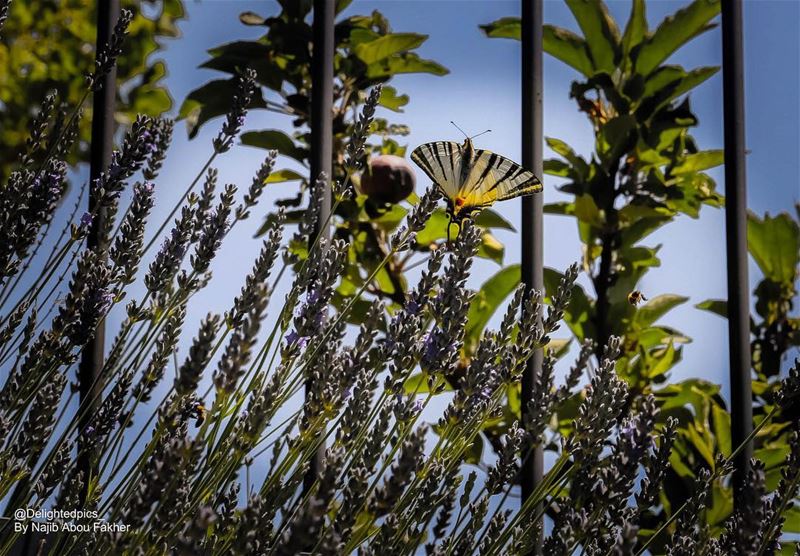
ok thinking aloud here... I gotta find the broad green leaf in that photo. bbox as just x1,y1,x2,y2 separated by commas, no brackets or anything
671,149,723,175
747,211,800,285
366,52,448,79
477,232,505,264
415,209,449,245
546,137,590,177
711,402,731,456
633,0,721,77
695,299,727,319
240,130,307,162
265,169,304,184
465,265,521,352
474,209,516,231
707,482,733,527
633,294,688,328
201,41,283,90
565,0,620,74
353,33,428,65
783,506,800,534
178,79,267,139
378,85,409,112
543,159,572,177
543,202,573,216
479,17,520,40
621,0,647,57
543,25,594,77
647,340,675,379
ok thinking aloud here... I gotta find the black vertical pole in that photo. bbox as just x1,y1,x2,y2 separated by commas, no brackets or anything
721,0,752,495
78,0,119,486
304,0,334,492
520,0,543,547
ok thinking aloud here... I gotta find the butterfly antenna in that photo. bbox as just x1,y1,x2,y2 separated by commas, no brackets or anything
470,129,491,140
450,121,469,139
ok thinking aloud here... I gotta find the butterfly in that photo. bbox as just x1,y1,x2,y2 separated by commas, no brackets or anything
411,130,543,237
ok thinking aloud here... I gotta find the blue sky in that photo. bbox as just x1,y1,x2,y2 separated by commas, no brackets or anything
103,0,799,408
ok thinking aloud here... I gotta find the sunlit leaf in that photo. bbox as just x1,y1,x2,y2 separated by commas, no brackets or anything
621,0,647,57
747,211,800,285
474,209,516,231
671,150,723,175
633,0,721,77
565,0,620,74
353,33,428,65
366,52,448,79
479,17,520,40
265,169,304,184
477,232,504,264
544,25,594,77
378,85,409,112
633,294,688,328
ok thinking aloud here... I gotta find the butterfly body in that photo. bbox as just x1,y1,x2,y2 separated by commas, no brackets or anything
411,138,543,223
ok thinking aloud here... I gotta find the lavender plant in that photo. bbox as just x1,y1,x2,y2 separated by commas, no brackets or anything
0,12,798,556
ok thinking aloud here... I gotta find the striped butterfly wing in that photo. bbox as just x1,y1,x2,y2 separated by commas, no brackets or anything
461,149,542,209
410,141,463,201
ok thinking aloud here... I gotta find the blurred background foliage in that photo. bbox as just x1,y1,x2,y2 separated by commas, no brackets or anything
0,0,185,181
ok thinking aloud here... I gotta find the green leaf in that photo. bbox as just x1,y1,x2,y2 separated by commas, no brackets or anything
633,294,688,328
633,0,721,77
565,0,620,74
366,53,448,78
178,79,267,139
479,17,520,40
474,209,516,231
378,85,409,112
695,299,727,319
621,0,647,57
546,137,590,177
353,33,428,65
711,402,732,456
465,265,521,353
240,130,306,162
477,232,505,264
265,169,304,184
671,149,723,175
747,211,800,285
543,25,594,77
783,505,800,534
415,209,448,245
647,340,676,379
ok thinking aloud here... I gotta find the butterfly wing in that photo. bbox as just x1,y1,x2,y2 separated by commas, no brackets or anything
410,141,463,201
460,150,542,210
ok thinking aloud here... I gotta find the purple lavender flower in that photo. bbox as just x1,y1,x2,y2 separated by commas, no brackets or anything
80,212,93,228
94,288,115,315
421,331,440,369
285,330,310,351
413,400,424,414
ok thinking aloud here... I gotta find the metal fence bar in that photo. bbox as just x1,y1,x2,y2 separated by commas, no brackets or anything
520,0,544,548
721,0,753,495
304,0,334,492
77,0,120,490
